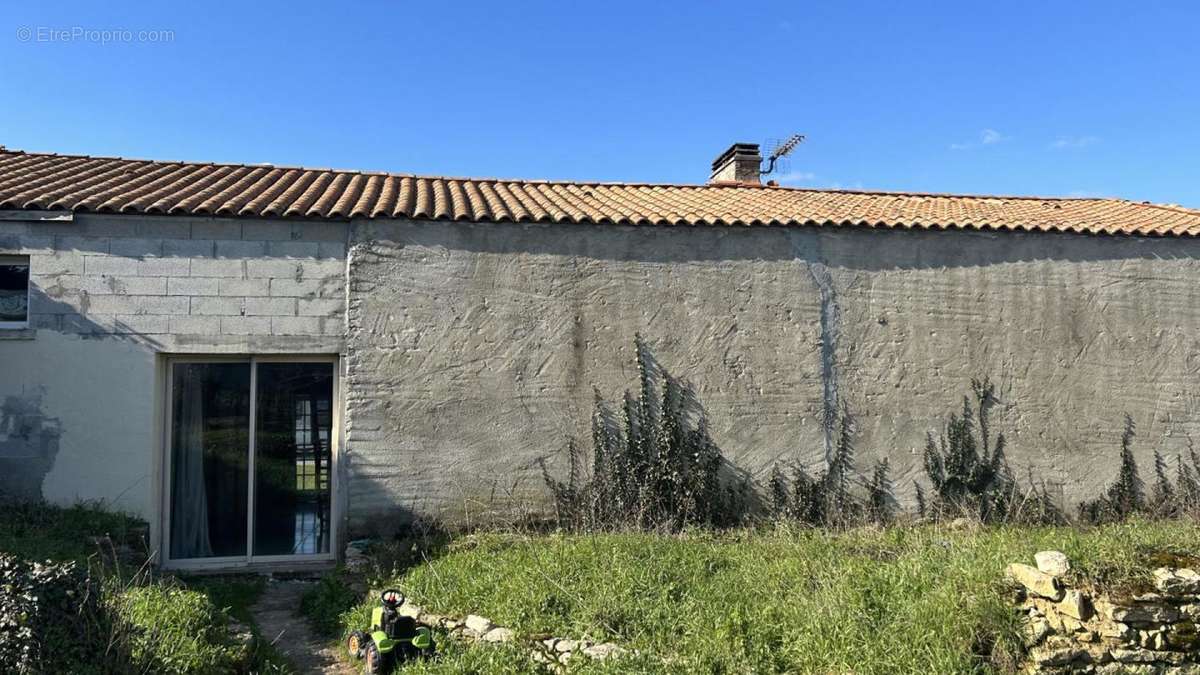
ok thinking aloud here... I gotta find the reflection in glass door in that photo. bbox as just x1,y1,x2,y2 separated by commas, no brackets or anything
166,358,335,565
253,363,333,556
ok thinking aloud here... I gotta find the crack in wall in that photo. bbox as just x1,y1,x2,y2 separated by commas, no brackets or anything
809,262,841,464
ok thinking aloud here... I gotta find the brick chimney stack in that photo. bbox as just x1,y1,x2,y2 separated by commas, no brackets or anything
709,143,762,185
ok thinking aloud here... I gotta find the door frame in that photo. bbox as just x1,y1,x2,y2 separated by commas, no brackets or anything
159,354,340,571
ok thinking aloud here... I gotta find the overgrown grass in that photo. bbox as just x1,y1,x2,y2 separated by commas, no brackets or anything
0,499,143,563
299,568,361,637
184,574,267,625
117,583,248,673
181,575,293,673
0,501,289,674
347,519,1200,674
9,504,1199,673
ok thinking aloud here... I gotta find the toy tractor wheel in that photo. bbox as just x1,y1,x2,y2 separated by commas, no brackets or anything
346,630,368,659
363,639,388,675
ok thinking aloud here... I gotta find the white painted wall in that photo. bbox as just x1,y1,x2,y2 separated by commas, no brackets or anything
1,330,156,514
0,213,348,534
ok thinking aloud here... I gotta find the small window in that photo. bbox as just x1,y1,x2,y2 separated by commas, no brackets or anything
0,255,30,329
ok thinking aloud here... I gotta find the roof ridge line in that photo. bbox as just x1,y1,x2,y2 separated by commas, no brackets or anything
0,146,1161,205
1122,199,1200,217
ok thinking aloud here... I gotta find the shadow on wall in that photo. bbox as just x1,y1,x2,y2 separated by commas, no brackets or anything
355,219,1200,270
1,288,157,502
603,340,763,508
536,335,766,529
29,284,167,350
342,473,428,539
0,388,62,500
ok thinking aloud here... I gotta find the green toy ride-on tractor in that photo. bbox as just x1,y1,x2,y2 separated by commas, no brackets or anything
346,589,435,673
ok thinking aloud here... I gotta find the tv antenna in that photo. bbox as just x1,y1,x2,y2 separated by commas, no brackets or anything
761,134,805,176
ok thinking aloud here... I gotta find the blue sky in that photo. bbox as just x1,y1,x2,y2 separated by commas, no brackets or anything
2,1,1199,206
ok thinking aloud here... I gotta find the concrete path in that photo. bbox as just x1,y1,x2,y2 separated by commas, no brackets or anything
250,579,354,675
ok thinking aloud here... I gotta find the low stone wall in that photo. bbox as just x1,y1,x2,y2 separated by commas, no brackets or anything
1009,551,1200,673
393,601,627,669
346,542,630,668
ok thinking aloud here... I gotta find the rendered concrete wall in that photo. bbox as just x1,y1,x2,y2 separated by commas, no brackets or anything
7,210,1200,536
0,213,347,521
345,219,1200,529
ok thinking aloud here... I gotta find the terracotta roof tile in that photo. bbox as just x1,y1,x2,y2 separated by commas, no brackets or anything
1,147,1198,237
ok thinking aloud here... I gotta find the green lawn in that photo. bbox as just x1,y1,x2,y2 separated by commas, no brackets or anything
345,520,1200,674
7,501,1199,673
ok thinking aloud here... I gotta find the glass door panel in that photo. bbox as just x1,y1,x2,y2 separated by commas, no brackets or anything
168,362,251,559
252,362,334,556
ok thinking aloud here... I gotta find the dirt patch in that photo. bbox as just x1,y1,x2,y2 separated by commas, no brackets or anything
250,579,353,675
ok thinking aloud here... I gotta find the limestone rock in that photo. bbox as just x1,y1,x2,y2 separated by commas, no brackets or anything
1096,664,1158,675
1011,555,1200,674
482,627,515,643
1028,635,1091,666
1059,590,1093,621
582,643,627,660
554,639,580,653
1007,563,1064,601
1045,609,1084,634
1110,604,1181,625
419,612,446,628
1095,619,1133,641
1027,596,1057,614
1025,617,1053,645
1110,648,1187,665
398,602,422,618
464,614,494,634
344,542,372,572
1154,568,1200,596
1166,620,1200,650
1036,551,1072,577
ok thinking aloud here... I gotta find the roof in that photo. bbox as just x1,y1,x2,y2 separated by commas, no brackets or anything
2,147,1200,237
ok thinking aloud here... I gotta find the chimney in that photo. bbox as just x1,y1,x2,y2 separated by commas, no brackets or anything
709,143,762,185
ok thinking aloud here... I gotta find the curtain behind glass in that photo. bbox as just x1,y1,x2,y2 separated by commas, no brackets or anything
169,363,250,559
170,365,211,558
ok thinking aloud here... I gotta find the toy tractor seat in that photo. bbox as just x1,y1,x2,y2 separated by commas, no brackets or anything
347,589,435,674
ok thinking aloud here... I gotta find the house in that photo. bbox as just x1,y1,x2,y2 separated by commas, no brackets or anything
2,143,1200,569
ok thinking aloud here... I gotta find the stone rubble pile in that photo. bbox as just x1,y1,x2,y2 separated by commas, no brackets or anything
395,600,629,668
343,540,371,573
1009,550,1200,673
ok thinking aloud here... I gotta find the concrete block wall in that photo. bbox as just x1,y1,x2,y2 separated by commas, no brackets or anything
0,212,348,519
0,213,346,348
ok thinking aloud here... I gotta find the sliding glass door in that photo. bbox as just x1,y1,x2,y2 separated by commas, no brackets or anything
165,357,336,566
168,362,250,560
